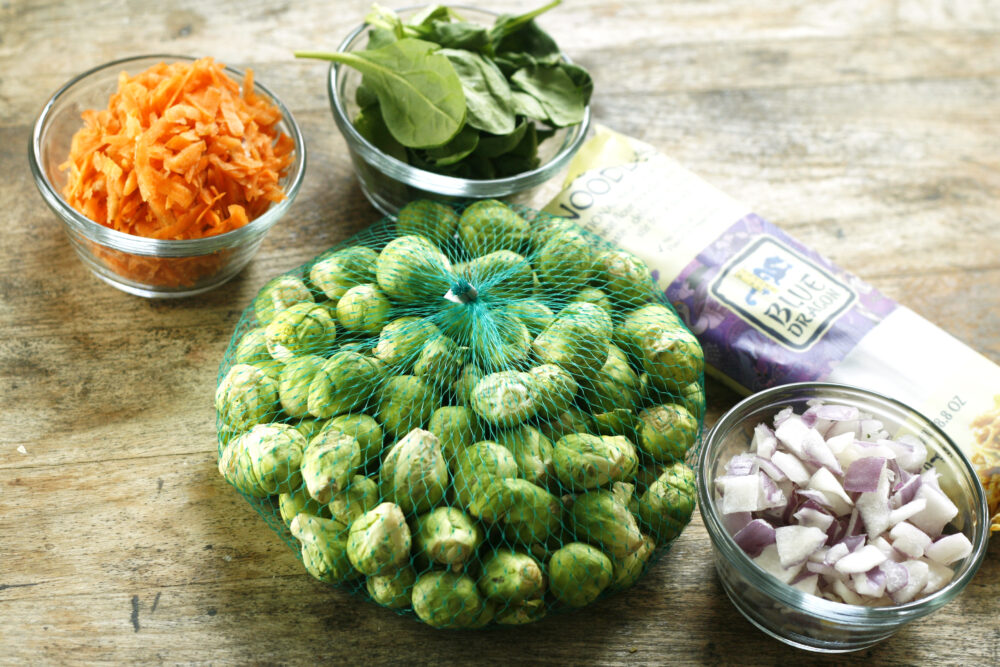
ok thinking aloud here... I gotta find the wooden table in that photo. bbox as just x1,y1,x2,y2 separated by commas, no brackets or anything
3,1,999,663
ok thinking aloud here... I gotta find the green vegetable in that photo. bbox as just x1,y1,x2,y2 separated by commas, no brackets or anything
631,462,697,544
379,428,449,514
375,236,452,304
414,507,483,566
308,246,379,302
548,542,612,607
637,403,699,462
298,39,466,148
278,354,326,419
395,199,459,248
412,571,489,628
264,302,338,361
322,413,384,465
367,565,417,609
296,0,589,179
571,488,644,559
552,433,638,491
289,514,355,584
329,474,380,526
335,283,391,335
253,275,314,325
478,549,545,604
215,363,280,433
347,502,413,576
301,429,362,504
307,350,382,419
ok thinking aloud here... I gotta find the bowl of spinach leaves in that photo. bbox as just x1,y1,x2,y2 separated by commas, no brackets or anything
298,1,592,216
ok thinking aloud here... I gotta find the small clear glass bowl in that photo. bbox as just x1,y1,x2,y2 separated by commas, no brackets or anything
697,382,989,653
29,54,306,298
327,5,590,217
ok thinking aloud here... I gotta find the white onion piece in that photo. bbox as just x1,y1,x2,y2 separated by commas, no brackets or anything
751,423,777,459
909,484,959,537
890,560,929,604
771,451,810,486
889,521,932,558
925,533,973,565
807,467,854,516
753,544,804,584
835,545,888,574
716,401,969,608
775,525,828,568
793,507,835,532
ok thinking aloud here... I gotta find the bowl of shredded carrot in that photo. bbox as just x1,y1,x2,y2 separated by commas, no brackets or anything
29,55,306,297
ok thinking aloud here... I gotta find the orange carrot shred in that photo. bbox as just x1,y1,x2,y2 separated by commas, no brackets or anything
60,57,293,287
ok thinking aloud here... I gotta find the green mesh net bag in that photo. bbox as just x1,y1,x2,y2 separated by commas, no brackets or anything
214,199,705,628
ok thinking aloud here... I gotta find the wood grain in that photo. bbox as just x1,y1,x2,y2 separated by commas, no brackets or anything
2,0,999,663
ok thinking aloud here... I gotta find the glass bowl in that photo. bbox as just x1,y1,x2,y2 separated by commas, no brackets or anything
29,54,306,298
327,5,591,217
697,382,990,653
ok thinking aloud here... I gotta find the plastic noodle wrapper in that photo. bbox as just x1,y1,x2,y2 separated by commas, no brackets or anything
544,125,1000,535
214,199,705,628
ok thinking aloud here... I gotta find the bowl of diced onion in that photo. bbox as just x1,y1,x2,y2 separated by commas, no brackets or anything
697,382,989,653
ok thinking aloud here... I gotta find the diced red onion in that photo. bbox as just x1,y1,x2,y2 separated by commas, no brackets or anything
843,457,887,493
733,518,776,557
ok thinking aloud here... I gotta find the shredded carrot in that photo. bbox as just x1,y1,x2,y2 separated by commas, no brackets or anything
60,57,294,288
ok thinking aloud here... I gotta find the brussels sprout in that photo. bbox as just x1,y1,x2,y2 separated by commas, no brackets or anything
571,488,645,559
378,375,440,439
396,199,460,248
637,403,699,462
412,571,489,628
493,478,563,546
373,316,441,370
495,598,547,625
532,302,612,381
579,344,641,413
570,287,613,316
367,564,417,609
534,230,597,293
428,406,480,462
548,542,613,608
218,431,265,498
617,304,703,387
592,408,643,442
301,429,361,504
526,364,578,419
452,364,483,407
307,350,382,419
478,549,545,604
539,407,595,442
414,507,483,566
450,441,519,516
504,300,554,337
237,423,306,495
232,327,271,365
471,312,532,373
293,417,327,443
329,474,380,526
376,235,452,303
413,334,465,388
458,199,529,257
380,428,449,515
308,246,378,301
495,426,554,487
323,413,384,465
347,502,412,576
611,533,656,590
335,283,391,335
279,485,329,526
529,214,579,251
264,302,338,361
254,275,314,325
470,371,539,427
250,358,284,381
278,354,325,418
678,382,706,420
631,462,697,544
463,250,534,302
215,363,280,432
289,514,355,584
596,248,654,307
552,434,638,492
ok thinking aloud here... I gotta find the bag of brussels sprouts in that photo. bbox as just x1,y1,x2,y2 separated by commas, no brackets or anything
215,199,705,628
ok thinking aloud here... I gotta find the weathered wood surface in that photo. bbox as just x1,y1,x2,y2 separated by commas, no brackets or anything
2,0,999,663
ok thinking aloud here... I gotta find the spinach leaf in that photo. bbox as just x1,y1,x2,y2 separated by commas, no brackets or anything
356,82,378,108
474,119,528,158
366,27,399,50
424,125,480,166
424,20,490,51
510,90,547,121
406,4,452,29
440,48,516,135
298,39,466,149
364,3,405,40
490,0,561,42
353,105,407,162
510,65,585,127
559,62,594,106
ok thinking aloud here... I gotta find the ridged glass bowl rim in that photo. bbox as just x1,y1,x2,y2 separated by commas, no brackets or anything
29,54,307,258
326,4,591,198
697,381,990,625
